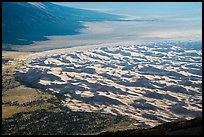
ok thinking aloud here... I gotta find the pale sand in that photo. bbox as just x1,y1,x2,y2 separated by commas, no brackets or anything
16,41,202,128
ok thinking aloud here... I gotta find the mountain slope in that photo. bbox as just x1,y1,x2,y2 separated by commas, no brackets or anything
99,117,202,135
2,2,123,49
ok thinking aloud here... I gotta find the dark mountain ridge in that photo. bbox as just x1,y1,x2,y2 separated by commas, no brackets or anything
2,2,123,49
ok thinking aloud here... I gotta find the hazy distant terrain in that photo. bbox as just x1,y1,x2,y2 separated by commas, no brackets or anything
2,2,122,49
12,20,202,52
3,2,201,52
16,41,202,128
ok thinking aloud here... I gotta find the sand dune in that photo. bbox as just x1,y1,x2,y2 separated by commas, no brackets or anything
16,41,202,128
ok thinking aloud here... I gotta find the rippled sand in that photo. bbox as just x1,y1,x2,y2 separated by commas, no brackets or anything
16,41,202,128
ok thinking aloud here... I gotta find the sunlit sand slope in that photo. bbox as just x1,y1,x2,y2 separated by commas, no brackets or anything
16,41,202,128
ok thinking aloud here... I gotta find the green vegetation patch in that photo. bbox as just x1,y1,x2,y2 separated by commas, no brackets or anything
2,109,134,135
